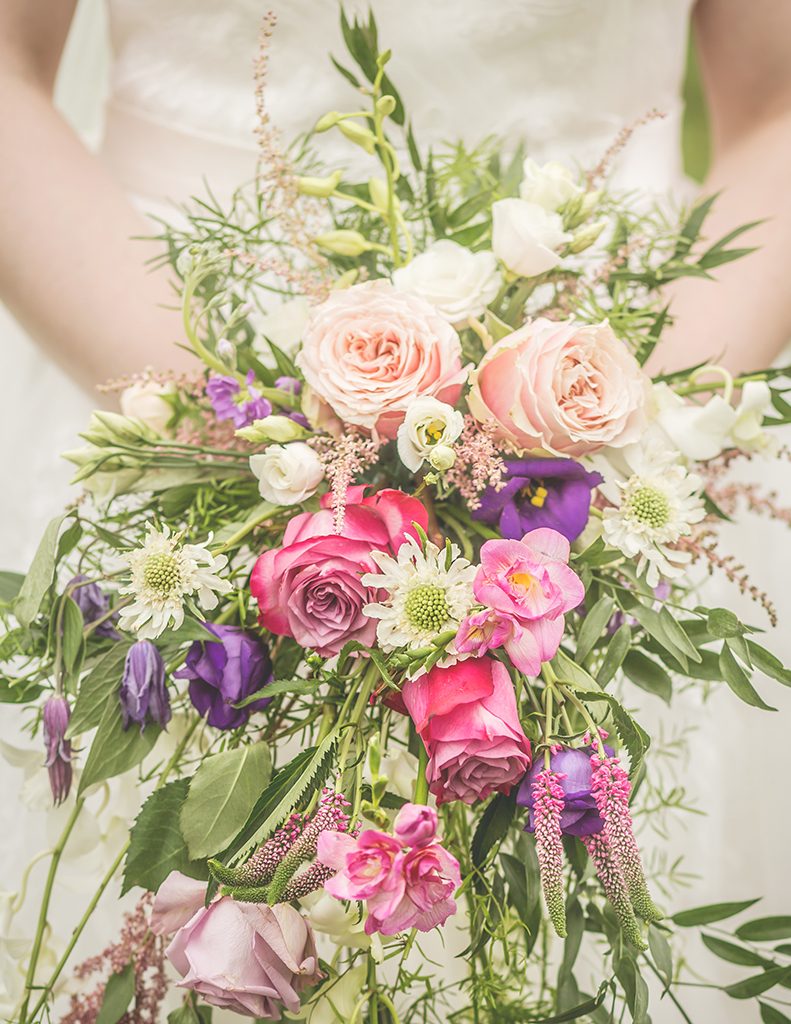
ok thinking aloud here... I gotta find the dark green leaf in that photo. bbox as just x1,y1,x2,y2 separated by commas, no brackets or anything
649,924,673,986
597,624,631,687
725,966,791,999
576,596,615,663
571,690,650,776
60,597,84,675
78,700,161,795
95,963,135,1024
702,933,772,967
672,899,759,927
748,641,791,687
761,1002,791,1023
67,645,130,738
737,918,791,942
15,514,66,626
472,791,515,868
720,644,776,711
623,650,672,703
167,1001,213,1024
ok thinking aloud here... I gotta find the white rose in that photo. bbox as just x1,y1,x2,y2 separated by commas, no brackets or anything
396,397,464,473
519,158,583,212
119,380,174,434
249,442,324,505
392,239,500,323
253,295,311,358
491,198,570,278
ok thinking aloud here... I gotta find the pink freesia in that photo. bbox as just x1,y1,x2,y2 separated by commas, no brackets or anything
470,528,585,676
150,870,208,937
165,897,321,1019
251,488,427,657
393,803,437,848
296,280,467,438
402,658,532,805
468,317,647,456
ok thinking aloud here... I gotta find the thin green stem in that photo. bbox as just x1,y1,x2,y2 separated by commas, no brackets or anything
413,739,429,804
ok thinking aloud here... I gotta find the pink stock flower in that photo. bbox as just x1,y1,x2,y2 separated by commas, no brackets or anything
401,657,532,805
251,488,428,657
468,317,648,456
463,528,584,676
393,803,437,847
384,842,461,935
320,829,404,904
296,280,467,438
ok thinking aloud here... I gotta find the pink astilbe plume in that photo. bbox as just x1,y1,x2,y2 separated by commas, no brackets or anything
590,755,662,923
582,832,646,950
445,415,505,510
309,431,383,533
531,768,568,937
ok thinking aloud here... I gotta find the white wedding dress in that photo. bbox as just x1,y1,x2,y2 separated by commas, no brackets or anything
3,1,790,1020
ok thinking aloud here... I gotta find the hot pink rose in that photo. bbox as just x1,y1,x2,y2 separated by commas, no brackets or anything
402,658,532,805
296,281,467,438
251,488,427,656
468,317,648,455
463,527,584,676
165,897,321,1019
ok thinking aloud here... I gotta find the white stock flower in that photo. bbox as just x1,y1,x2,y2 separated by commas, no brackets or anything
396,397,464,473
392,239,500,323
118,525,231,639
519,158,583,212
602,446,706,587
491,197,570,278
249,442,324,506
119,380,175,435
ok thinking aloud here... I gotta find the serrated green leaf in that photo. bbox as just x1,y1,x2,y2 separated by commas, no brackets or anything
571,690,650,776
235,677,318,706
181,742,272,860
95,963,135,1024
736,917,791,942
720,643,776,711
78,700,161,795
123,779,206,895
672,898,760,927
14,514,66,626
67,645,130,738
575,596,615,663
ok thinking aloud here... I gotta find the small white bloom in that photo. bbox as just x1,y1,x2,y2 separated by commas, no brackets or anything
396,397,464,473
118,525,231,639
249,442,324,506
392,239,501,323
253,295,312,358
519,158,583,212
299,891,369,950
119,380,175,435
362,535,476,653
730,380,777,454
428,443,457,472
491,197,571,278
602,447,706,587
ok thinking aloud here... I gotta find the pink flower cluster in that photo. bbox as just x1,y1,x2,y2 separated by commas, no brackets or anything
317,803,461,935
456,527,585,676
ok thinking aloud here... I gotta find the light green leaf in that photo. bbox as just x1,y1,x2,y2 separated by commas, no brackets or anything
747,641,791,687
597,624,631,687
736,917,791,942
725,966,791,999
552,649,601,692
78,700,161,795
61,597,85,676
181,742,272,860
648,924,673,986
14,514,66,626
95,964,135,1024
701,933,773,967
0,572,25,605
672,899,760,927
720,643,776,711
575,596,615,664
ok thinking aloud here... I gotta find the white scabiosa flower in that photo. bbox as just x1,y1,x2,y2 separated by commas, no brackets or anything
602,449,706,587
361,535,476,653
118,526,231,639
396,397,464,473
249,442,324,505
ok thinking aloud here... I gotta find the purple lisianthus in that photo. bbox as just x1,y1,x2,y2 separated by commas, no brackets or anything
120,641,172,731
474,457,602,542
68,575,119,639
517,746,614,837
175,624,273,730
206,370,272,428
43,695,73,805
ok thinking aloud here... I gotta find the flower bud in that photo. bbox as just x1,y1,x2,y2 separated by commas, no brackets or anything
337,119,377,155
314,111,343,133
216,338,237,369
236,415,311,444
428,444,457,472
394,803,438,847
332,269,360,291
314,229,373,257
120,641,171,732
274,375,302,396
69,575,118,639
83,410,155,447
376,95,397,118
296,170,343,198
368,177,390,213
567,219,607,254
43,695,73,805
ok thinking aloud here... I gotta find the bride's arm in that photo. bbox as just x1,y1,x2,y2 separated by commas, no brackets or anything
0,1,193,392
650,0,791,375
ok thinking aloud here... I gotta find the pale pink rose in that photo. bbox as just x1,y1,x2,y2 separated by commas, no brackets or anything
166,898,321,1019
150,871,207,937
402,657,532,805
468,317,648,456
296,280,467,438
393,803,437,847
470,528,584,676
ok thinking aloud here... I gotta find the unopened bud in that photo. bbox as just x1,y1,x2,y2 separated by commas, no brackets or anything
296,170,343,198
236,415,310,444
564,189,603,229
428,444,457,472
376,95,397,118
568,219,607,254
337,119,377,155
368,177,390,213
314,229,372,257
43,696,73,805
120,641,171,732
217,338,236,369
314,110,342,133
332,268,360,290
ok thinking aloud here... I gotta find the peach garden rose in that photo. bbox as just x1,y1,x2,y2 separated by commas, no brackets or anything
296,280,467,438
468,317,648,456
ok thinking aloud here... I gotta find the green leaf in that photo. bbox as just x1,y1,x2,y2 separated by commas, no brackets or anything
95,963,135,1024
575,596,615,663
648,924,673,986
657,608,701,662
67,645,130,738
14,514,66,626
705,607,748,639
702,933,773,967
760,1002,791,1024
747,641,791,687
167,1001,213,1024
725,966,791,999
181,742,272,860
737,917,791,942
571,690,650,776
720,643,776,711
552,649,601,692
235,677,318,706
628,604,688,671
623,650,672,703
78,699,161,795
672,898,759,927
597,624,631,687
0,571,25,605
471,791,516,869
123,779,207,895
60,596,85,676
526,987,608,1023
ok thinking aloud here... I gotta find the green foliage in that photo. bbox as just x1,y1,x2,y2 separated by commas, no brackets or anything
67,645,131,737
123,779,207,894
78,699,161,796
14,514,67,626
95,964,135,1024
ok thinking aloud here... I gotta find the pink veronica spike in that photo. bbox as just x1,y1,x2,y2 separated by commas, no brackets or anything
531,769,567,938
582,832,646,950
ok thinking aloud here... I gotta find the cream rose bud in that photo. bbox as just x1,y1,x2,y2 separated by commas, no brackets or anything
392,239,500,323
519,158,583,212
119,380,175,434
249,442,324,506
491,198,570,278
396,397,464,473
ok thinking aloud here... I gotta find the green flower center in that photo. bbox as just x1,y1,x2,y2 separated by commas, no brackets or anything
143,552,183,597
626,485,671,529
405,584,451,633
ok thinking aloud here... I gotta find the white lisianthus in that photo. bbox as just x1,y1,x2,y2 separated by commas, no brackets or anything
253,295,311,358
120,380,175,435
519,158,583,212
396,397,464,473
392,239,500,323
249,442,324,506
491,197,570,278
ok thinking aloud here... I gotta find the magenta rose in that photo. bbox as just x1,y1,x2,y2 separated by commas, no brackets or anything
251,487,428,656
402,657,532,805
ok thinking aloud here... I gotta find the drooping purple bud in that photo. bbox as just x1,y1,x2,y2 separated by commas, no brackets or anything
274,375,302,396
43,696,73,805
120,641,171,732
68,575,119,639
287,411,310,429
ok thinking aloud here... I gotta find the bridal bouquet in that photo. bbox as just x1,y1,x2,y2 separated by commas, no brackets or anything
4,11,791,1024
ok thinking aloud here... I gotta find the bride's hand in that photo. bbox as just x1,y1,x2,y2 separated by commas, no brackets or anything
0,0,194,393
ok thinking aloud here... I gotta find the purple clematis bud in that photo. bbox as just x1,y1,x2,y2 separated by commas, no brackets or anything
43,695,73,805
175,624,272,730
120,641,172,732
68,575,119,639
